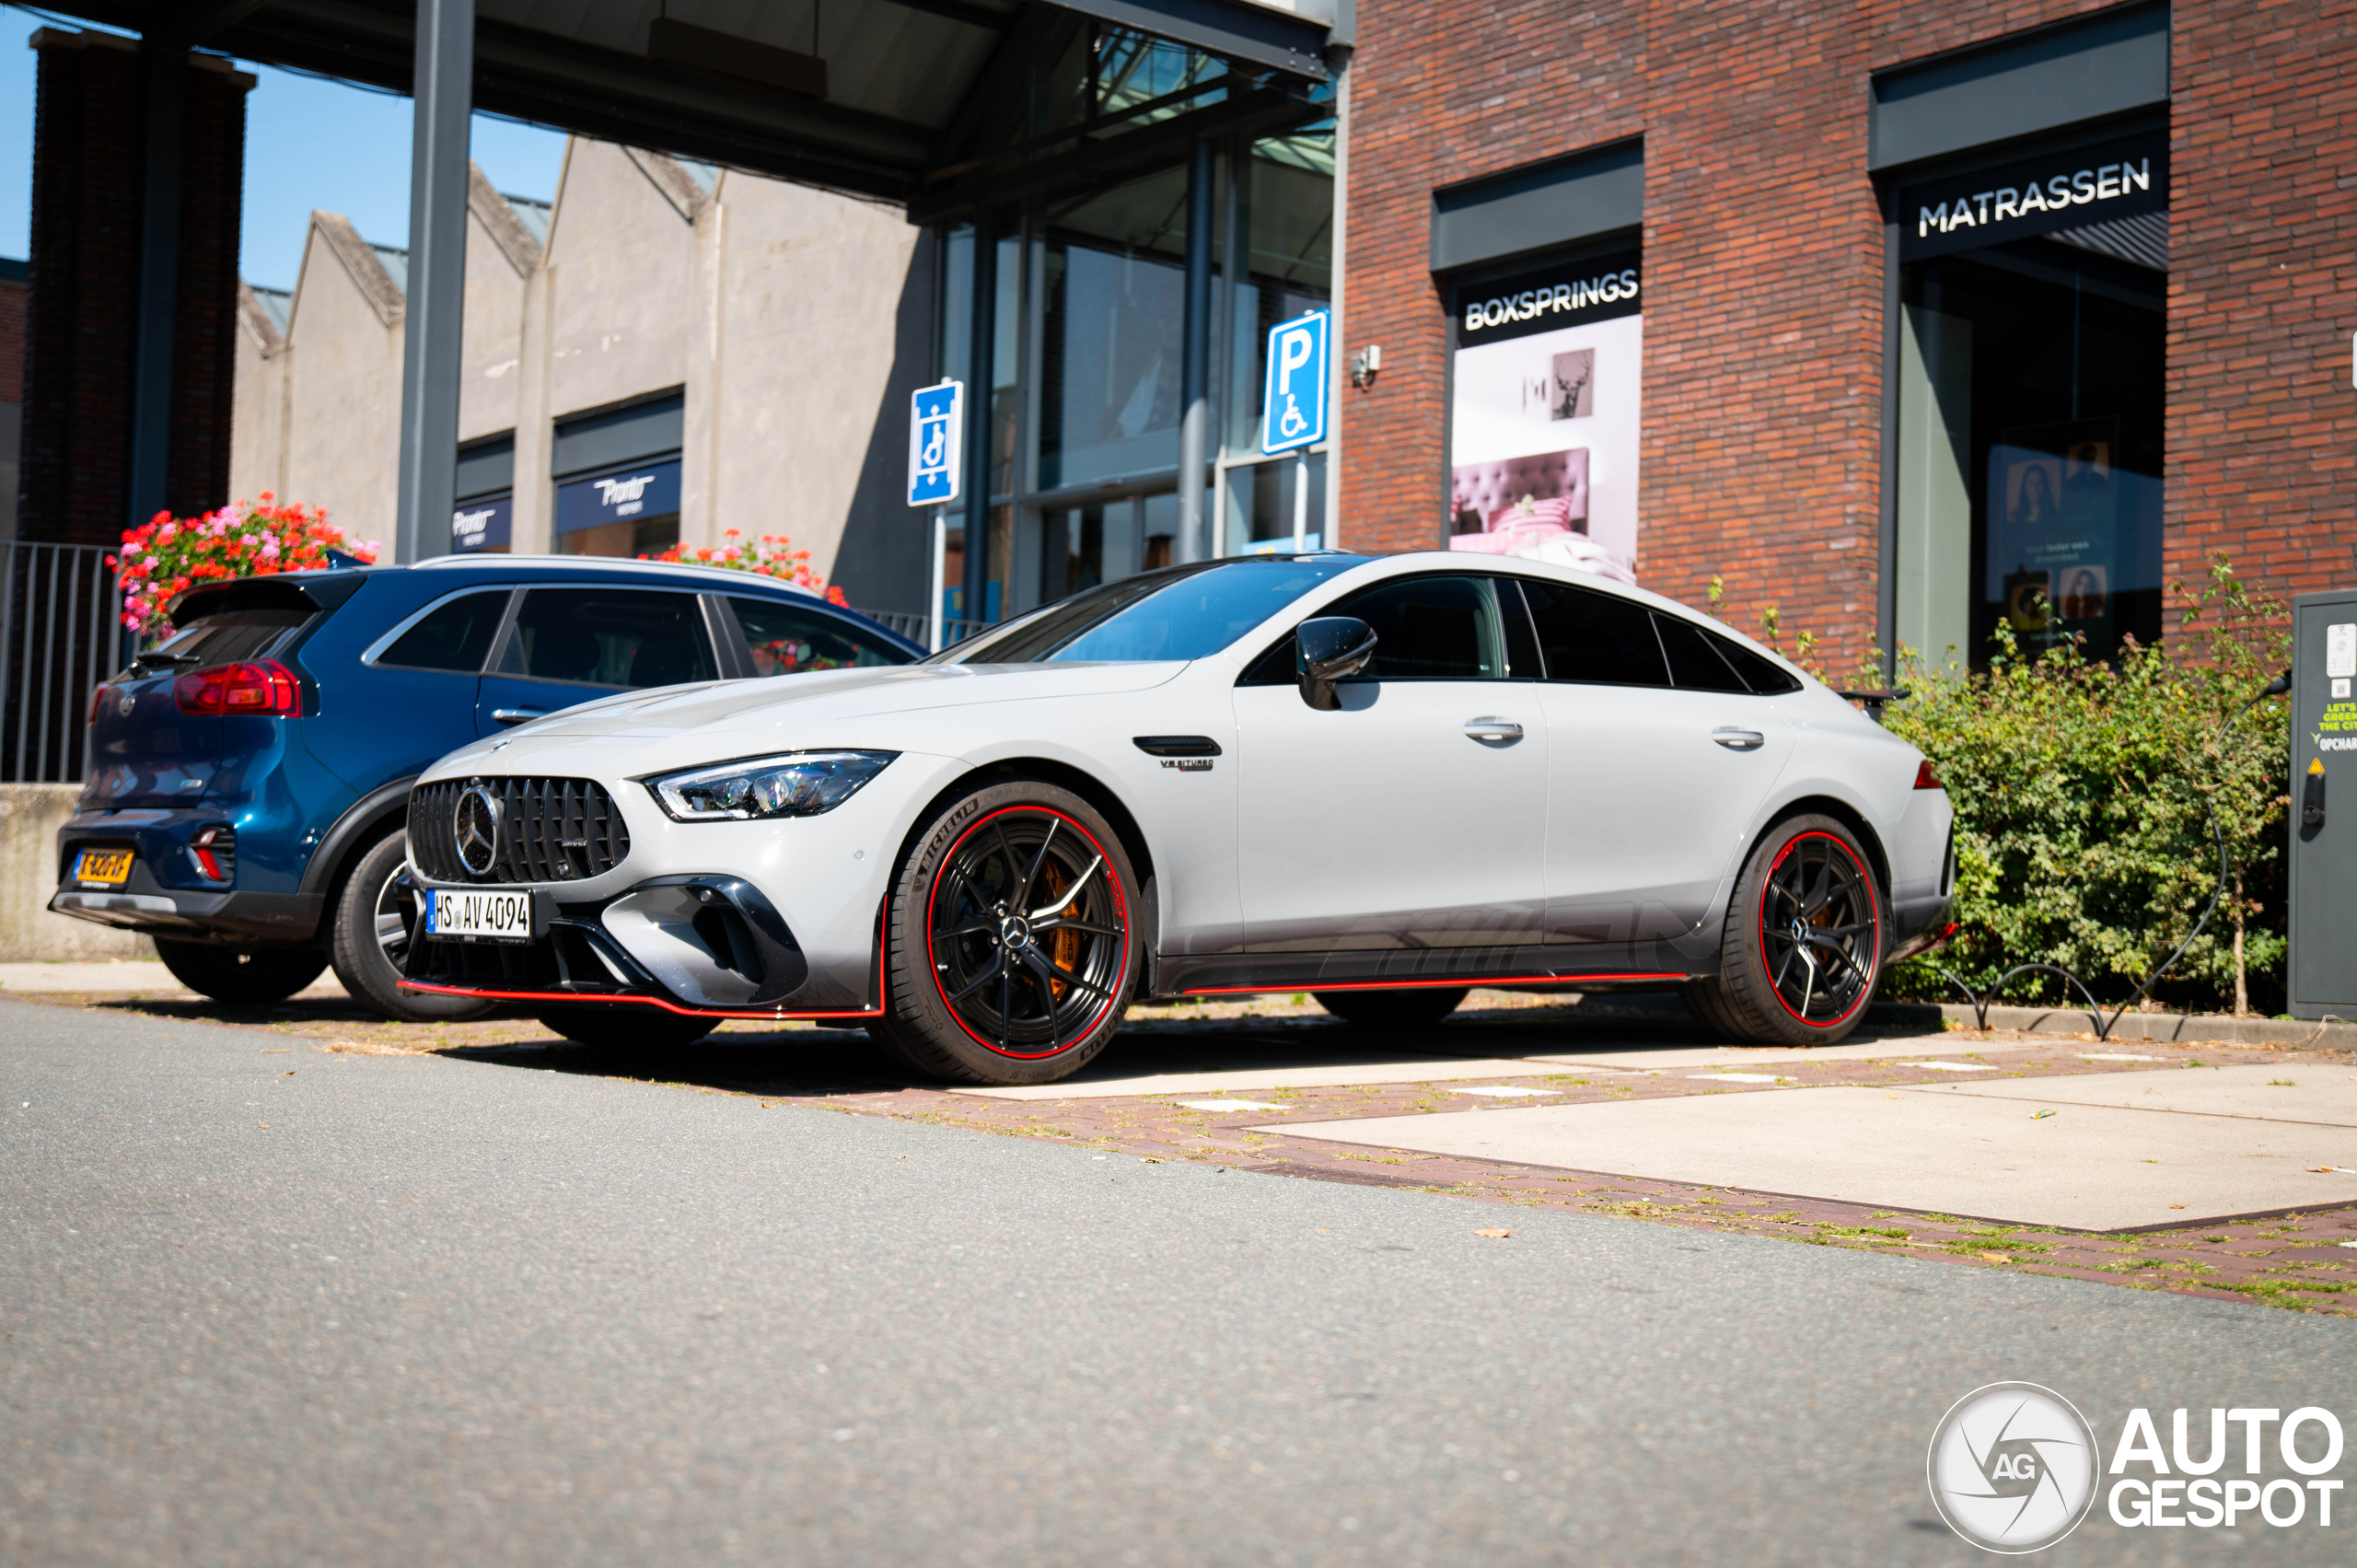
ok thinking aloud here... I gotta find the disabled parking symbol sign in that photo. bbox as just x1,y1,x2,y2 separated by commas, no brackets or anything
1260,308,1329,456
907,379,963,507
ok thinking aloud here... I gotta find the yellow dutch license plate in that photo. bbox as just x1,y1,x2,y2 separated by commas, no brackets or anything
75,848,134,888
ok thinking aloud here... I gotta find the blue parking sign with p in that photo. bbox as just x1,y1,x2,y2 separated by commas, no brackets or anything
908,379,963,507
1260,308,1329,456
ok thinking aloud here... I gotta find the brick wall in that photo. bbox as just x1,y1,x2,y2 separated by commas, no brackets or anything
2165,0,2357,599
0,272,25,405
1340,0,2319,669
18,31,248,548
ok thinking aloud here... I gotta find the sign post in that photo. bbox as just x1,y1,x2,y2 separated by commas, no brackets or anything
1260,308,1329,553
908,379,964,653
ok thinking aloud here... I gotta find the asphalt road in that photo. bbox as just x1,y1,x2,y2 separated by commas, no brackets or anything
5,997,2352,1567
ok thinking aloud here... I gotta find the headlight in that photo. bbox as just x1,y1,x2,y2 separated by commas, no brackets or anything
644,750,897,821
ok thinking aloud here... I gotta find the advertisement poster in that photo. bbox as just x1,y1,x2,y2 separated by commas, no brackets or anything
1985,418,2119,653
1449,249,1643,582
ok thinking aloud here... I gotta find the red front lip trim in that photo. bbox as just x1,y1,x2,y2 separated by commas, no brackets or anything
400,981,884,1020
1181,972,1689,996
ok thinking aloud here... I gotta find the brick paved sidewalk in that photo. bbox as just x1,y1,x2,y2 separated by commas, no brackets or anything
16,986,2357,1315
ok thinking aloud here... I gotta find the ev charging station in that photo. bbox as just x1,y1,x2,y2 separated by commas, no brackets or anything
2288,588,2357,1017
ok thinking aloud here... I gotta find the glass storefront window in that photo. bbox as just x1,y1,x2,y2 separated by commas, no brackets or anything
556,516,678,559
1892,134,2166,668
1222,451,1325,553
1038,167,1190,492
932,28,1332,624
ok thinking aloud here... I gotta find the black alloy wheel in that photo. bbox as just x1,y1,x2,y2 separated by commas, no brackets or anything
1758,831,1879,1025
871,779,1140,1086
1680,813,1884,1049
328,830,494,1021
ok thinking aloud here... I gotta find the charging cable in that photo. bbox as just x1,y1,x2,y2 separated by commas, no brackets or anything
1933,669,2292,1042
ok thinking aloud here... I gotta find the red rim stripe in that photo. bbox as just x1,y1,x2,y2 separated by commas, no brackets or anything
923,804,1130,1060
1758,830,1879,1029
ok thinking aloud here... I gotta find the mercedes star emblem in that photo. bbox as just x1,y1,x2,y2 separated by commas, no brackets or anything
452,783,502,877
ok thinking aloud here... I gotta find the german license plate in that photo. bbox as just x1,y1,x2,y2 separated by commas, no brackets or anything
423,886,537,943
74,848,134,888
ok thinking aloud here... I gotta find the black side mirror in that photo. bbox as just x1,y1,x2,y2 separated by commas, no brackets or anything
1296,616,1377,711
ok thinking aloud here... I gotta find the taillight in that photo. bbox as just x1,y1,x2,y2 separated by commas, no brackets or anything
191,825,237,882
174,661,304,717
87,683,108,727
1914,760,1943,790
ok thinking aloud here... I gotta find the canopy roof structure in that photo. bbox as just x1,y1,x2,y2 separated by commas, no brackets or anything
46,0,1335,205
27,0,1337,568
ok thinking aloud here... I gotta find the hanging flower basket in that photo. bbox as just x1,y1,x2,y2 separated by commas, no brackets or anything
111,496,377,642
640,528,848,605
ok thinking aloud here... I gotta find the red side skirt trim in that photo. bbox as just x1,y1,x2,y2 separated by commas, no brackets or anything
1179,971,1689,997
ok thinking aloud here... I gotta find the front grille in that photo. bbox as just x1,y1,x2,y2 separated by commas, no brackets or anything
409,776,632,885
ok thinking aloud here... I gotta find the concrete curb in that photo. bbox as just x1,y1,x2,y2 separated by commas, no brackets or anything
1865,1000,2357,1051
1471,989,2357,1053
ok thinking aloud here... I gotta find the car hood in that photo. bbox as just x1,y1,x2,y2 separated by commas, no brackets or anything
425,660,1186,779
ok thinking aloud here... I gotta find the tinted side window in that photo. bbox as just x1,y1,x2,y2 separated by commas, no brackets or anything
1654,613,1750,693
1709,631,1804,694
1328,575,1506,680
375,590,508,672
508,589,716,688
1520,579,1669,687
728,597,911,676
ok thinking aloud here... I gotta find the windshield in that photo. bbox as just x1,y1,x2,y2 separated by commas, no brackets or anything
935,557,1364,665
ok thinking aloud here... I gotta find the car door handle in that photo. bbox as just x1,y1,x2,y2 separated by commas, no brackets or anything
1713,727,1766,750
492,707,549,726
1463,716,1524,743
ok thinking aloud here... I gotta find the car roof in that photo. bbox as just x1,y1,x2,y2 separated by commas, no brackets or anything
405,553,824,598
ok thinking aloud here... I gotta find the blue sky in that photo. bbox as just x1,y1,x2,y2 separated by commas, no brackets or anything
0,6,567,285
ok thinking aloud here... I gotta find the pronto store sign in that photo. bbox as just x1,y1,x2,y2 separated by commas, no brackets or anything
450,496,512,552
1898,130,2167,261
554,458,682,537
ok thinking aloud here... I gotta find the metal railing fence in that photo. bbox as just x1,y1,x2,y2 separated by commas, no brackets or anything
1,541,126,784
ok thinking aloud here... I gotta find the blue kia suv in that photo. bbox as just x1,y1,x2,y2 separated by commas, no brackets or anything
51,556,921,1018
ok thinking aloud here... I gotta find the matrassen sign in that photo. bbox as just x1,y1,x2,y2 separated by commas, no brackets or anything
1897,130,2167,262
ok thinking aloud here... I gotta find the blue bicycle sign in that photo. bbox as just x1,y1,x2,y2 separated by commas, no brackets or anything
1260,309,1329,456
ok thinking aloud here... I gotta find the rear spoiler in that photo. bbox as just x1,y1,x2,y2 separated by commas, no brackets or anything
168,569,373,628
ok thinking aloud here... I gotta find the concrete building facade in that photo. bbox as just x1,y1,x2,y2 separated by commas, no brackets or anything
233,136,935,609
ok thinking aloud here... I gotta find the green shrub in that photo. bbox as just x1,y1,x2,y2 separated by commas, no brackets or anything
1755,562,2292,1015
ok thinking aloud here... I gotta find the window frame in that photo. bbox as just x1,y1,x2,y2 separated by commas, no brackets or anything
361,587,519,674
1236,570,1543,687
486,584,726,691
711,592,917,679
